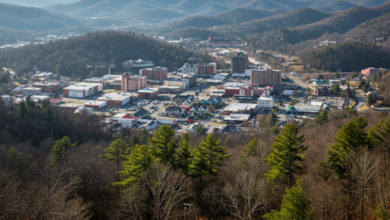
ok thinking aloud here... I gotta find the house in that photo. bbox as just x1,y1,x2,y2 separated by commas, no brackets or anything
186,116,197,123
49,98,63,106
112,123,122,132
198,97,223,107
1,95,11,104
133,109,150,118
190,105,208,115
179,96,197,111
221,124,237,134
165,106,185,115
143,120,157,130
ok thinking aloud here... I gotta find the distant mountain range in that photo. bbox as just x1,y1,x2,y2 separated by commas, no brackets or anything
0,0,77,7
43,0,390,22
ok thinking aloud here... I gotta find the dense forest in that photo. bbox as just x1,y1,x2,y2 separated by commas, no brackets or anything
0,31,218,79
299,41,390,72
3,90,390,219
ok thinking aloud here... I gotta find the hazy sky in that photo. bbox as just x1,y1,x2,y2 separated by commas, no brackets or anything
0,0,78,7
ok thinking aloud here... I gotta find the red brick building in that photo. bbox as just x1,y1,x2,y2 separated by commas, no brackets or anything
121,72,146,91
140,67,168,80
182,63,217,75
137,87,159,99
361,67,387,76
62,83,103,98
33,82,59,93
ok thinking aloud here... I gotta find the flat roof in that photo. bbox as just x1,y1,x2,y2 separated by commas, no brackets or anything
293,105,322,113
98,92,133,101
224,103,257,112
308,101,323,106
65,82,102,90
138,87,159,93
224,114,251,121
84,100,106,106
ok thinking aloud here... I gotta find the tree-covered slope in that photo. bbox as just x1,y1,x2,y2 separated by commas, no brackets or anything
300,41,390,71
0,2,82,31
0,31,214,79
316,0,357,12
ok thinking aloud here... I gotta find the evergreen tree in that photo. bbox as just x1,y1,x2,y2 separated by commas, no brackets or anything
263,124,308,188
195,123,205,136
239,137,258,161
129,136,141,148
44,105,53,122
327,117,368,179
140,129,149,143
198,133,231,178
25,96,36,109
18,101,27,118
314,110,328,124
114,144,155,187
263,179,314,220
176,133,193,176
368,118,390,164
100,139,129,182
366,93,376,106
9,147,24,170
51,136,76,169
189,146,209,185
148,125,177,166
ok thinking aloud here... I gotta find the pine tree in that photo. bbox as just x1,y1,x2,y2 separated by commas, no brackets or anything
239,137,258,161
9,147,24,170
368,118,390,164
100,139,129,182
263,124,308,188
263,179,314,220
189,146,209,185
198,133,231,178
25,96,36,109
51,136,76,169
327,117,368,179
327,117,368,220
148,125,177,166
176,133,193,176
114,144,155,187
129,136,141,148
18,101,27,118
314,110,328,124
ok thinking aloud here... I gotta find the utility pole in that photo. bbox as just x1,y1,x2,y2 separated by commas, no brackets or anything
184,203,193,220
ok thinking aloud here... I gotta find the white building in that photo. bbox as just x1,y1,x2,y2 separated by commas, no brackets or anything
63,82,103,98
258,93,274,109
224,103,258,114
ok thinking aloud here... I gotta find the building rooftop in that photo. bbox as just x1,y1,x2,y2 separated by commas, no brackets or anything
289,104,322,113
314,81,331,86
98,92,135,101
224,103,257,112
137,87,159,93
65,82,101,90
224,114,250,121
84,100,106,106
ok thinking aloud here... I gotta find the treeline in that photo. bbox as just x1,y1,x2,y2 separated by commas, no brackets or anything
3,94,390,219
0,31,216,79
299,41,390,71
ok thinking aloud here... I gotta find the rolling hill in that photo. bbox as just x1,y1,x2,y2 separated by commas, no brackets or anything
316,1,357,12
155,8,288,36
0,31,215,79
0,2,82,31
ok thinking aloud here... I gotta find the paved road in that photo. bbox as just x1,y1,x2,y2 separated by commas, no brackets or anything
290,76,310,89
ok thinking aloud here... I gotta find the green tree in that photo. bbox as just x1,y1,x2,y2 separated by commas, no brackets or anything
51,136,76,169
195,134,231,179
263,124,308,188
314,110,328,124
9,147,24,170
18,101,27,118
263,179,314,220
44,105,53,122
129,136,141,148
176,133,193,176
148,125,177,166
55,57,63,76
195,123,205,136
366,93,376,106
368,118,390,164
100,139,129,182
333,84,341,94
140,129,149,143
114,144,155,187
239,137,258,161
25,96,36,109
189,146,209,185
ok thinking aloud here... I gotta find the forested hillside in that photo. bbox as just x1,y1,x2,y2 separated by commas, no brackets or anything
299,41,390,71
316,0,357,12
3,90,390,219
0,31,215,79
156,8,287,36
0,2,82,31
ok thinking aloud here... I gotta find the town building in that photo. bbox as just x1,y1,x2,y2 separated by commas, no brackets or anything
258,93,274,109
287,105,322,115
140,67,168,81
223,103,258,115
83,101,107,109
97,92,133,106
361,67,388,76
22,87,42,96
250,68,282,86
164,79,188,89
165,106,185,115
158,86,182,94
187,57,198,64
121,72,146,91
224,114,251,124
232,52,248,73
32,82,62,93
62,82,103,98
182,63,217,76
179,96,197,112
122,59,154,69
137,87,159,99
